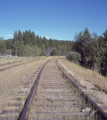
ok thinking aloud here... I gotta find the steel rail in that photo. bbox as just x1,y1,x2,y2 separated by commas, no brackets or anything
0,60,22,66
18,59,51,120
0,60,36,71
56,59,107,120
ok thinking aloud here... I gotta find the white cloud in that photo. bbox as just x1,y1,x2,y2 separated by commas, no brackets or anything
45,36,49,39
41,36,49,39
6,34,13,37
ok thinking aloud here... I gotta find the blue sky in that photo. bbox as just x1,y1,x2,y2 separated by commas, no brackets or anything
0,0,107,40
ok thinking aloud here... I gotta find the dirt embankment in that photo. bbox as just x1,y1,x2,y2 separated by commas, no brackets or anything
59,58,107,111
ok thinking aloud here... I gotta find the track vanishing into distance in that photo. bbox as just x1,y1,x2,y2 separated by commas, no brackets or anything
25,59,91,120
18,58,99,120
1,58,107,120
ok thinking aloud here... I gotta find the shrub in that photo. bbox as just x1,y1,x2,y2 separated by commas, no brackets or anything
66,51,81,65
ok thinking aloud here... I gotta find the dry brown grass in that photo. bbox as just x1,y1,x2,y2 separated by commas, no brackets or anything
59,58,107,90
0,56,45,70
0,58,22,65
0,56,53,112
0,56,46,64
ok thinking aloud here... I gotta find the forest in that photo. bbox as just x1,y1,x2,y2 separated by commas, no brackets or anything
0,28,107,76
0,30,74,57
67,28,107,76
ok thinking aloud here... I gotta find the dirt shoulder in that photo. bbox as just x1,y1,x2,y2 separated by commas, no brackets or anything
59,58,107,112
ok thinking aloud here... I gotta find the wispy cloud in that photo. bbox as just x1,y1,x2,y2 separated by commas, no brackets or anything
45,36,49,39
6,34,13,37
41,36,49,39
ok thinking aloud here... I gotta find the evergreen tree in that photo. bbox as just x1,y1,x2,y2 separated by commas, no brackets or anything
0,37,7,55
31,32,37,46
74,28,98,69
42,37,50,48
12,31,18,55
17,30,24,56
5,39,13,50
99,29,107,76
23,30,31,45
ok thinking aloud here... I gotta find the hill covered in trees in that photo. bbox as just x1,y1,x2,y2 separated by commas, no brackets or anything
0,29,74,56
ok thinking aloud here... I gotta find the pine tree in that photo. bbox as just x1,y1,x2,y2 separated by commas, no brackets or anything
74,28,98,69
99,29,107,76
0,38,7,55
12,31,18,56
17,30,24,56
31,32,37,46
23,30,31,45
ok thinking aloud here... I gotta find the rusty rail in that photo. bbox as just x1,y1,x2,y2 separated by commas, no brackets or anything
56,59,107,120
0,60,22,66
18,59,51,120
0,60,36,71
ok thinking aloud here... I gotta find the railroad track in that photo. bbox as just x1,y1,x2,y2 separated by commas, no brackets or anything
0,59,37,72
1,58,107,120
0,61,46,120
0,60,22,66
57,59,107,120
17,58,103,120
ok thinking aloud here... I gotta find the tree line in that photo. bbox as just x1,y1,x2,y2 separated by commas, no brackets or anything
0,29,74,56
1,28,107,76
67,28,107,76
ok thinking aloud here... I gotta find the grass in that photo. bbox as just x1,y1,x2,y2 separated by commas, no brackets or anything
0,56,48,70
59,58,107,91
0,56,53,119
0,56,46,64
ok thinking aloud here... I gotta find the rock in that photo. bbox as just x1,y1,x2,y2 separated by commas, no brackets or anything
82,107,91,113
